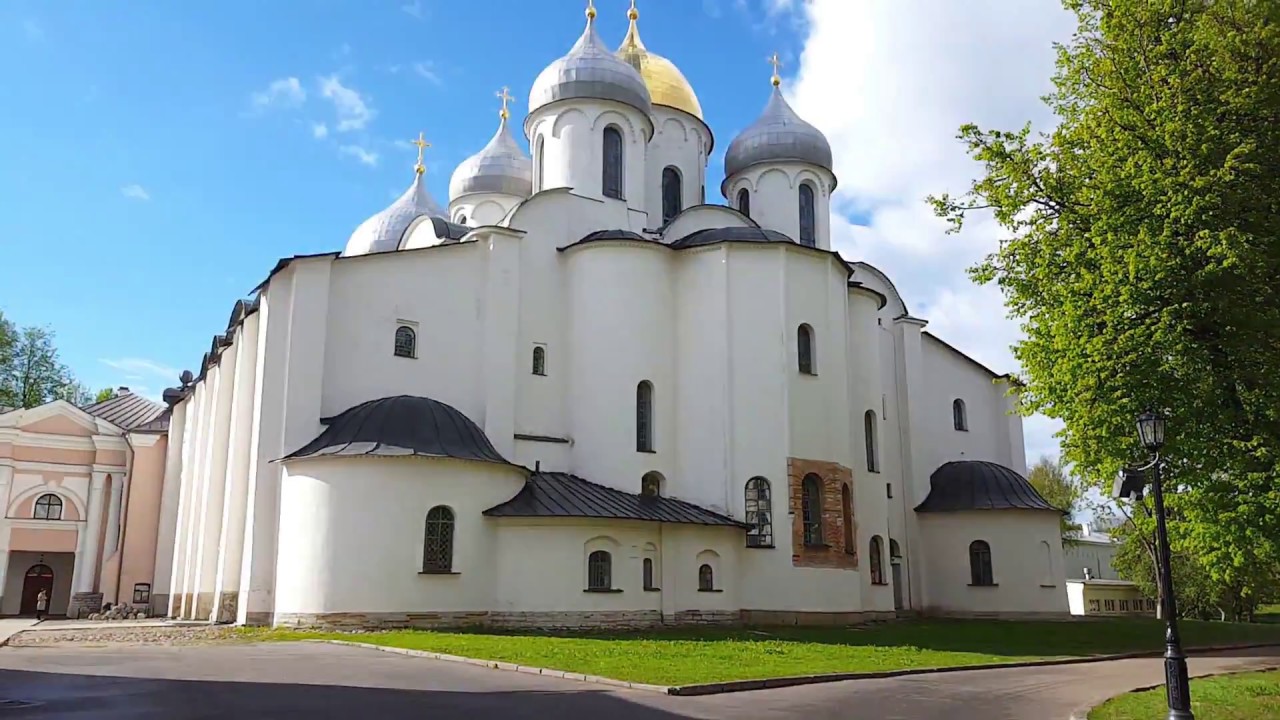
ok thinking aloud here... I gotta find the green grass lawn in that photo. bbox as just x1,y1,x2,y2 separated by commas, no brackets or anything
241,618,1280,686
1258,605,1280,624
1090,670,1280,719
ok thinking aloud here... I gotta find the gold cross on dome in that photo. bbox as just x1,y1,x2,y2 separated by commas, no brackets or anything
411,132,430,175
628,0,639,20
496,87,514,120
768,52,783,86
586,0,596,20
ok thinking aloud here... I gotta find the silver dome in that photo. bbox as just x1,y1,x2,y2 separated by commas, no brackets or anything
528,13,652,120
723,85,834,186
449,113,532,201
343,171,445,257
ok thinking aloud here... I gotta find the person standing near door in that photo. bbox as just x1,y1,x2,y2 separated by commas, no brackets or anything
35,588,49,621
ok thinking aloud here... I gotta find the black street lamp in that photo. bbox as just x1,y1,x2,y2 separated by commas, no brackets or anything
1115,410,1193,719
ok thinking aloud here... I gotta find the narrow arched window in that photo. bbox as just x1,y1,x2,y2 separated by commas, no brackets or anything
870,535,885,584
864,410,879,473
34,493,63,520
698,563,714,591
422,506,455,573
587,550,612,590
1040,540,1054,585
532,346,546,376
457,214,468,225
969,540,994,586
889,538,901,561
641,471,662,497
744,476,773,548
953,398,968,431
535,135,545,191
636,380,654,452
643,557,656,590
602,126,624,199
662,166,682,223
802,473,823,547
394,325,416,359
798,182,816,247
797,324,815,375
737,188,750,218
841,484,854,554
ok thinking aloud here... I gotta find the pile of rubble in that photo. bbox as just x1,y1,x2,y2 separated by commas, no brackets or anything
87,603,149,621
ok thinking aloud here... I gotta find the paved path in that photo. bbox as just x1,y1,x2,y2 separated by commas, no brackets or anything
0,641,1276,719
0,618,38,645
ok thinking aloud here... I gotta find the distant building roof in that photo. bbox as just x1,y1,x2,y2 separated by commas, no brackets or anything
484,472,748,528
915,460,1062,514
281,395,512,466
81,389,167,431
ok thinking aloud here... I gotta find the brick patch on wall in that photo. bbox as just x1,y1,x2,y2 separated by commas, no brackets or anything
787,457,858,570
671,610,739,625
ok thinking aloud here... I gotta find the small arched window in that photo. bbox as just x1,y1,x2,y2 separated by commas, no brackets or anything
34,493,63,520
953,398,968,431
798,182,816,247
636,380,654,452
698,563,714,591
870,535,885,584
535,135,545,191
532,346,546,376
394,325,416,359
744,476,773,548
801,473,823,547
889,538,902,561
641,472,662,498
587,550,612,590
422,506,455,573
457,214,468,225
662,166,682,224
864,410,880,473
797,324,815,375
1040,540,1054,585
841,484,854,554
602,126,624,199
969,540,994,586
643,557,656,590
737,188,750,218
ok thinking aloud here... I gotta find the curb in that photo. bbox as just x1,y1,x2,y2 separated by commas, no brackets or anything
1066,662,1280,720
307,639,1280,697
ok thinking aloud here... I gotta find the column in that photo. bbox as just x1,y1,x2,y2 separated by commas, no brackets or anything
196,335,239,622
892,316,929,612
481,228,522,460
104,474,125,558
0,467,10,608
72,473,108,594
214,311,260,622
153,399,188,615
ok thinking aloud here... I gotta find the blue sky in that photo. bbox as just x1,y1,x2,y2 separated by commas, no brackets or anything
1,0,806,398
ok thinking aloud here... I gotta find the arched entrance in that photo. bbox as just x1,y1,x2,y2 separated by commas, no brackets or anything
20,564,54,616
889,539,904,611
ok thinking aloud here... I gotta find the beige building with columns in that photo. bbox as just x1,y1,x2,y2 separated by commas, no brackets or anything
0,390,169,618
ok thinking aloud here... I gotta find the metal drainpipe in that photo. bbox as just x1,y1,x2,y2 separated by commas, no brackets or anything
113,429,135,607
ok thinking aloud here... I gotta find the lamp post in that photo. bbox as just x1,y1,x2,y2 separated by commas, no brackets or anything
1133,409,1194,720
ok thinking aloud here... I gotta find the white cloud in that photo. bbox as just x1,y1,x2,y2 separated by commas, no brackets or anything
100,357,179,381
121,184,151,201
312,122,329,139
250,77,305,110
319,75,374,132
339,144,379,167
412,61,442,86
789,0,1076,459
402,0,425,19
23,19,43,41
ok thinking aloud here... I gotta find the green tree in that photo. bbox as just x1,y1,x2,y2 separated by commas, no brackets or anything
0,311,16,408
2,326,74,409
1027,456,1084,536
931,0,1280,608
94,387,117,404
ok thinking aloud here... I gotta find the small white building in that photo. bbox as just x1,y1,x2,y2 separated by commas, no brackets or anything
1064,524,1123,581
155,4,1069,629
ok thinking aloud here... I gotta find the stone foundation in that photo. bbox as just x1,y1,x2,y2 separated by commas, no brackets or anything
151,594,169,618
489,610,664,630
194,592,216,620
267,609,902,631
741,609,896,626
67,592,103,620
671,610,739,625
243,611,274,627
926,609,1073,621
215,593,238,624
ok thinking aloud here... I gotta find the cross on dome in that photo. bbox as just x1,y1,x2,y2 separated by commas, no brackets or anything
586,0,596,21
411,132,430,175
628,0,638,21
768,52,783,87
496,87,514,121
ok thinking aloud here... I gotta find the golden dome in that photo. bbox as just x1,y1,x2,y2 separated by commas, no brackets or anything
616,4,703,120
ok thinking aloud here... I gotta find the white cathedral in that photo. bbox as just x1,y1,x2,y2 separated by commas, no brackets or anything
155,3,1069,629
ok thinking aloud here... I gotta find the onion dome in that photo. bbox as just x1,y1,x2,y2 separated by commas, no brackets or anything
616,2,702,119
343,139,445,257
528,2,652,120
449,90,532,202
723,60,834,187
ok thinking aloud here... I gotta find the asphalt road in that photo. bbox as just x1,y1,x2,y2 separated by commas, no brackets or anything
1,641,1277,719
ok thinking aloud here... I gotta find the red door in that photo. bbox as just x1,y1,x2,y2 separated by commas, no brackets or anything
19,564,54,616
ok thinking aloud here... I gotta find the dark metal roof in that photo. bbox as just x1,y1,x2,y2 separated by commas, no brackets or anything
81,390,167,431
914,460,1062,513
558,229,651,250
429,216,470,241
668,226,794,249
281,395,512,466
484,472,748,528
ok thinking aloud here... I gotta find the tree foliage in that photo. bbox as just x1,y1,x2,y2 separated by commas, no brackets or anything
932,0,1280,613
94,387,117,404
1027,456,1085,535
0,311,81,409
